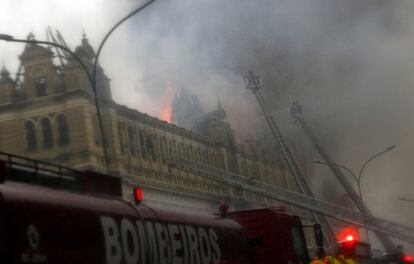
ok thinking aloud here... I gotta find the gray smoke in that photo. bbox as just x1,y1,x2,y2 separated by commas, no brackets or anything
124,0,414,251
1,0,414,251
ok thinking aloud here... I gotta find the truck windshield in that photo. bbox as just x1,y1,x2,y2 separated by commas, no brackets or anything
291,226,309,262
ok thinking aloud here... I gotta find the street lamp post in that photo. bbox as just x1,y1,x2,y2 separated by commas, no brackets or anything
312,145,396,243
91,0,156,93
0,0,157,173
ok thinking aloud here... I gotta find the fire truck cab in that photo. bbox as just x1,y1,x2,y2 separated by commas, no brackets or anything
227,208,311,264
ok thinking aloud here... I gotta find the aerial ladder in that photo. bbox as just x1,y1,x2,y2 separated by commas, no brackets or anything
168,158,414,244
399,197,414,204
289,101,396,250
240,71,336,248
168,71,414,246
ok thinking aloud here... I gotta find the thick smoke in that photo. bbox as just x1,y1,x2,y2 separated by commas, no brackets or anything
125,0,414,250
1,0,414,251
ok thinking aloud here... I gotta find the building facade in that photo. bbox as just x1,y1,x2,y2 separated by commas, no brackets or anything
0,34,302,213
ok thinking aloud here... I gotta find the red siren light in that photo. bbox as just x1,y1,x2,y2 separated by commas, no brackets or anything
337,227,359,243
133,187,143,205
403,255,414,263
345,235,354,242
219,201,229,218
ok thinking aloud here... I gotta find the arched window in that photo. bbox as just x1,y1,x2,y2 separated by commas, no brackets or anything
41,118,53,149
139,130,147,159
57,115,70,146
117,122,125,154
197,149,202,162
35,77,48,97
185,146,190,160
168,141,174,158
160,137,168,164
31,68,48,97
146,135,156,161
202,150,208,163
128,126,137,156
92,114,101,145
24,121,37,151
178,143,185,158
187,146,194,161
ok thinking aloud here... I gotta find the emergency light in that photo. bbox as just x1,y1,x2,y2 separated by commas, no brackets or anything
337,227,359,243
133,187,143,205
403,255,414,263
345,235,354,242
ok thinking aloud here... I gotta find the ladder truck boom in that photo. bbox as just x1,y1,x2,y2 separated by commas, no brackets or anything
290,101,395,250
168,158,414,244
243,71,336,247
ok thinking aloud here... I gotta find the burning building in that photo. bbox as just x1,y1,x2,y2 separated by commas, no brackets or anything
0,32,300,213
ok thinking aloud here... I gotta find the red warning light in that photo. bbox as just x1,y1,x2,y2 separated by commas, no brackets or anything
219,202,229,218
133,187,143,205
337,227,359,242
403,255,414,263
345,235,354,242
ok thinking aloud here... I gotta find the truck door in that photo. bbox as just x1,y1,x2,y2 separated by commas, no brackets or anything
0,193,10,262
289,225,310,263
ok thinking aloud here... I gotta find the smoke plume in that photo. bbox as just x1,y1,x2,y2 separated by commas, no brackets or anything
1,0,414,251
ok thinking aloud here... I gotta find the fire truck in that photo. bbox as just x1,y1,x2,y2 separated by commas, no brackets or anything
0,152,322,264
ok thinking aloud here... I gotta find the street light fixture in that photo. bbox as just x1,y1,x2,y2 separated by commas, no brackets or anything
0,0,157,173
312,144,396,243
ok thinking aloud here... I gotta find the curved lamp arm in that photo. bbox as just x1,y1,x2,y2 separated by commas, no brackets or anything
92,0,157,85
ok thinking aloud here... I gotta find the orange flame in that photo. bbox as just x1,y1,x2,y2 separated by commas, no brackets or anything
159,81,173,123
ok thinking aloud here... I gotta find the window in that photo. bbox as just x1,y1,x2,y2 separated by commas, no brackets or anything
209,153,214,166
185,146,190,160
24,121,37,151
160,137,168,164
169,141,177,158
187,146,194,161
117,122,125,154
146,135,157,161
91,115,101,145
41,118,53,149
168,141,174,158
57,115,70,146
128,126,137,156
202,151,208,163
139,130,147,159
35,77,48,97
178,144,185,158
196,149,201,162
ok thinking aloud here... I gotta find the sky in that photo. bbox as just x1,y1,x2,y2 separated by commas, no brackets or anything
1,0,414,252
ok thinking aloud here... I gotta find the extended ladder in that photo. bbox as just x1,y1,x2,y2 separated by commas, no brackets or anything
243,71,336,247
169,158,414,244
290,101,395,250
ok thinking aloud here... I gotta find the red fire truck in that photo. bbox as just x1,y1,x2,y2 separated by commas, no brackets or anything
0,152,321,264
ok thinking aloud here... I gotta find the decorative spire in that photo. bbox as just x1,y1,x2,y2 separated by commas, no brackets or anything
0,63,12,83
217,97,223,110
1,63,9,76
75,30,95,60
215,98,226,119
